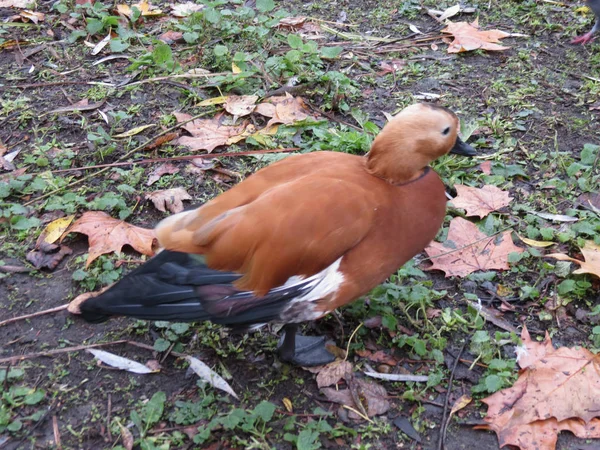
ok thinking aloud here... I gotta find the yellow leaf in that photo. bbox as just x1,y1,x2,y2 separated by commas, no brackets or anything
449,394,471,415
575,5,590,14
113,124,155,138
198,96,227,106
546,241,600,279
282,397,293,412
517,234,555,248
231,62,242,74
36,215,75,247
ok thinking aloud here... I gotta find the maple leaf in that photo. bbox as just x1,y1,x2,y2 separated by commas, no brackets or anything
63,211,157,267
442,18,512,53
546,241,600,279
145,187,192,214
224,95,258,117
425,217,523,277
174,112,248,152
450,184,512,218
147,162,179,186
254,94,313,127
476,326,600,450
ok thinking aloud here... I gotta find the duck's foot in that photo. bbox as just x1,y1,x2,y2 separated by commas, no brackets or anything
277,324,336,367
572,32,595,45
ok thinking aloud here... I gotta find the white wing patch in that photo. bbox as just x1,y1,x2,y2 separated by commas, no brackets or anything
280,257,344,322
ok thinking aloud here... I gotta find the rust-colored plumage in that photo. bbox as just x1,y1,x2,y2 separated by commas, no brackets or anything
79,103,475,366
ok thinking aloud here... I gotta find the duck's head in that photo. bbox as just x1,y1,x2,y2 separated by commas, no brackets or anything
366,103,476,184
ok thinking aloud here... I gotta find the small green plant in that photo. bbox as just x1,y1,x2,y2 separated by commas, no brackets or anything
72,255,122,290
0,368,46,434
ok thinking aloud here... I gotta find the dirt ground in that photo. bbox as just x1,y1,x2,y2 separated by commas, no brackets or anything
2,0,600,449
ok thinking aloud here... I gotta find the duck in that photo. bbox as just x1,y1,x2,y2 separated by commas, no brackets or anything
572,0,600,44
78,103,476,366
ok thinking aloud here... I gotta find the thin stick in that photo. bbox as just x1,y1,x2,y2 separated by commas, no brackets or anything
106,394,112,441
0,340,128,364
52,415,62,450
342,404,373,423
0,304,68,328
29,148,299,175
438,342,466,450
343,323,363,361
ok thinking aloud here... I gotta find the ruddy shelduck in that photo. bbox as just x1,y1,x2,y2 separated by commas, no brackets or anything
79,103,476,366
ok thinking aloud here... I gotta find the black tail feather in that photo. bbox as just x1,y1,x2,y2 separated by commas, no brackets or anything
79,250,315,327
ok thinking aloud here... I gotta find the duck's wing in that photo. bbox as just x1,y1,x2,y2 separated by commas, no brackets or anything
157,175,377,295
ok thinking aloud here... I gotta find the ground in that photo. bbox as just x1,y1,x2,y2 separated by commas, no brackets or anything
1,0,600,449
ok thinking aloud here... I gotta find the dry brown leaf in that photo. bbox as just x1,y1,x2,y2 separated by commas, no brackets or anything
450,184,512,218
321,378,390,419
355,349,397,366
442,18,511,53
143,132,179,151
147,162,179,186
145,187,191,214
255,94,312,127
476,326,600,450
63,211,157,267
425,217,523,277
546,241,600,279
174,112,248,152
158,30,183,44
26,244,72,270
67,286,112,314
315,360,352,388
224,95,258,117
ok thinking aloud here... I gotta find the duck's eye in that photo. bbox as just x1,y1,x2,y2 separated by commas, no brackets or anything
442,127,451,135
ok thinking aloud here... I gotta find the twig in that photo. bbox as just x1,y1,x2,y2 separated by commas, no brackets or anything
343,323,363,361
15,400,57,447
0,80,113,90
52,415,62,450
438,342,467,450
0,340,128,365
28,148,299,175
275,409,332,418
0,304,68,328
107,394,112,442
342,404,373,423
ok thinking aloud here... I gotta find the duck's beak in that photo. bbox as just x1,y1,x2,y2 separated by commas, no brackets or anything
450,136,476,156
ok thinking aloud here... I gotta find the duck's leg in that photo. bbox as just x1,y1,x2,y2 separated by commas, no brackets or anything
277,324,336,367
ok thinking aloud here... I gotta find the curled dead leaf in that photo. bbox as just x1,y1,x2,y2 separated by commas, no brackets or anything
145,187,192,214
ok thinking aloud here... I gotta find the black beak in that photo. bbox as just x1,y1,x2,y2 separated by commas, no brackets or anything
450,136,477,156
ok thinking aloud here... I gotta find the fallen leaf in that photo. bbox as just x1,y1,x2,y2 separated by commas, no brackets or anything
517,235,555,248
546,241,600,279
119,422,134,450
378,59,406,75
26,244,72,270
321,378,389,419
529,211,578,222
393,416,422,443
186,355,238,398
147,162,179,186
158,30,183,44
0,0,29,6
255,94,313,127
113,124,155,138
355,349,397,366
63,211,157,267
450,184,512,218
48,99,105,114
170,1,204,17
91,32,111,55
315,360,352,388
198,96,227,107
425,217,524,277
88,349,157,374
145,187,191,214
442,18,512,53
142,132,178,151
476,326,600,450
35,215,75,248
224,95,258,117
437,4,460,22
19,9,44,23
67,286,111,314
576,192,600,214
117,0,162,19
282,398,293,412
174,112,248,152
479,160,492,175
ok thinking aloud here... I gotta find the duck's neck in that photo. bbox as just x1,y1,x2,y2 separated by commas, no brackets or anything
365,140,429,185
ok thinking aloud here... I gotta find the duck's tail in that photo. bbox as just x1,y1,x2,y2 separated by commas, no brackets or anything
79,250,315,328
